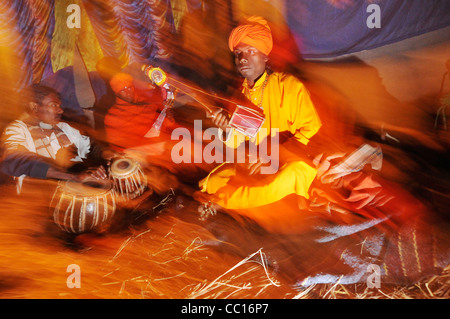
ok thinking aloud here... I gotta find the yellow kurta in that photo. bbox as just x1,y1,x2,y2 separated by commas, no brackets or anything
199,71,322,209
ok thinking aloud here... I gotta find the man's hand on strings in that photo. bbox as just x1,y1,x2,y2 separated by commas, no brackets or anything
209,108,230,131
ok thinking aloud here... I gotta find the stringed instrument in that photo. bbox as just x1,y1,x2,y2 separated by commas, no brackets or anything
142,65,265,138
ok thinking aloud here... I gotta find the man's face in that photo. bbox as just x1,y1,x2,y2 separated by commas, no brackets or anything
233,43,268,86
33,92,63,125
116,85,135,103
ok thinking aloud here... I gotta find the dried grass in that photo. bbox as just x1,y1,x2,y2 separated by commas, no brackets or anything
291,264,450,299
0,180,448,300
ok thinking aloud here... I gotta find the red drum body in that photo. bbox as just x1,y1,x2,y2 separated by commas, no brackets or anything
51,178,116,234
229,104,265,138
109,157,148,201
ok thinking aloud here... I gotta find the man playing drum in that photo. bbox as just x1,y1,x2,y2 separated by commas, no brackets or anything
1,84,116,194
196,16,322,216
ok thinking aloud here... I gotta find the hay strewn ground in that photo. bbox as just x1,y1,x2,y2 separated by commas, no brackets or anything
0,177,448,300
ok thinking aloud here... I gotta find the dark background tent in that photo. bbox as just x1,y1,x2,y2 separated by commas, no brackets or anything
0,0,449,139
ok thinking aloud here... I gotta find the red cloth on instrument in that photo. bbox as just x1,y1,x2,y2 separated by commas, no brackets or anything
228,16,273,55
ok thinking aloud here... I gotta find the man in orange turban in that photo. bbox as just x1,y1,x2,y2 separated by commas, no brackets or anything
192,16,445,289
228,16,273,57
197,15,432,243
196,16,323,232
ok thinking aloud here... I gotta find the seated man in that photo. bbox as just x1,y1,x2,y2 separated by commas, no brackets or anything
1,84,115,194
196,16,322,219
196,16,429,230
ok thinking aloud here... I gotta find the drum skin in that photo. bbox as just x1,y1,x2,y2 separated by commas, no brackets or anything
229,104,265,138
109,157,148,201
50,178,116,234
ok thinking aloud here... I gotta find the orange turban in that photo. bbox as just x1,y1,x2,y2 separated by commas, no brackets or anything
228,16,273,56
110,73,134,93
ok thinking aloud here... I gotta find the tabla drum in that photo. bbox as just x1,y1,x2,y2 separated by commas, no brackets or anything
109,157,148,201
229,104,265,138
50,178,116,234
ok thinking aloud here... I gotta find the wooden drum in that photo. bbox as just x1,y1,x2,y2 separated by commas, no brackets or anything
50,178,116,234
229,104,265,138
109,157,148,201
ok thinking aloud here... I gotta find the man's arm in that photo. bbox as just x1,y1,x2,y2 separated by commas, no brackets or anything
288,78,322,145
1,121,52,179
46,166,76,180
1,151,51,179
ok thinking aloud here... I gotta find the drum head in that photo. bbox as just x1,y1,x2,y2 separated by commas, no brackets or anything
62,178,112,196
229,104,265,138
110,157,139,176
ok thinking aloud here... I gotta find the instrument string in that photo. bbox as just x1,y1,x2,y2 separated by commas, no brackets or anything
168,84,214,113
167,76,247,111
144,65,264,118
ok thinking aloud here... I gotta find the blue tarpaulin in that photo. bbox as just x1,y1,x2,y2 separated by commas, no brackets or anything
285,0,450,58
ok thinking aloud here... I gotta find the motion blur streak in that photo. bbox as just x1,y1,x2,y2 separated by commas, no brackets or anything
0,0,449,299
